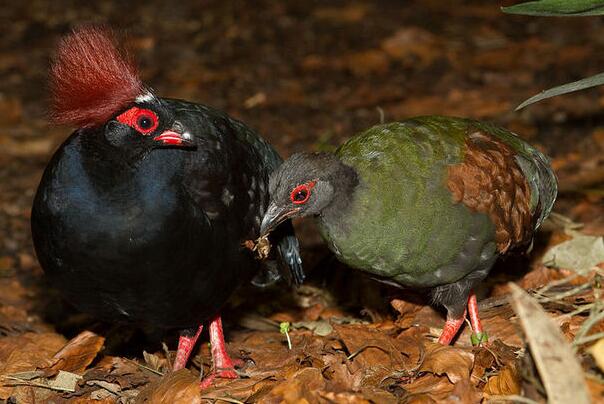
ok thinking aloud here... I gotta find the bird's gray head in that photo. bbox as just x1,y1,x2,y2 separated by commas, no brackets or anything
260,152,357,236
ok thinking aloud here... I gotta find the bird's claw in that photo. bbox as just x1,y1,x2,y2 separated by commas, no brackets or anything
199,368,239,389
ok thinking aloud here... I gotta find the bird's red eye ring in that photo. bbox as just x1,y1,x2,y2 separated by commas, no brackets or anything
290,181,316,205
116,107,159,135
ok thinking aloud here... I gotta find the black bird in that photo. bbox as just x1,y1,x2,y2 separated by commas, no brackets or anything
31,26,303,386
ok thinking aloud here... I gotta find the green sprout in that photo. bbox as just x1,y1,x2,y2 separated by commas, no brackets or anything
279,321,292,350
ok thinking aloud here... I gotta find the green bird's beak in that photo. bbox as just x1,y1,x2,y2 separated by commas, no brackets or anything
260,203,300,236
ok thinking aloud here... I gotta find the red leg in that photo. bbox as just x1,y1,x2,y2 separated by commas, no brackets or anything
437,309,466,345
467,290,488,346
199,315,239,388
173,325,203,371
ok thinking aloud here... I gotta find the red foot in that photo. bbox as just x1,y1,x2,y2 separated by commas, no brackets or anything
199,315,240,388
467,290,488,346
173,325,203,371
199,369,239,389
437,290,488,345
437,310,466,344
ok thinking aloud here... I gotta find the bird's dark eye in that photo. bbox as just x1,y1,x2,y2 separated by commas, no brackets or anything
137,115,153,130
293,190,307,202
290,181,316,205
116,107,159,135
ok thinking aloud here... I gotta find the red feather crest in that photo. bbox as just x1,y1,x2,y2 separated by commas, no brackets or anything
50,25,145,128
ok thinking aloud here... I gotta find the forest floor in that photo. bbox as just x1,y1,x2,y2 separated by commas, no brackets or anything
0,1,604,403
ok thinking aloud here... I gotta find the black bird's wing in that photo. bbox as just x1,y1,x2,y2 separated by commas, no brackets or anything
167,99,304,286
227,120,305,287
274,220,304,286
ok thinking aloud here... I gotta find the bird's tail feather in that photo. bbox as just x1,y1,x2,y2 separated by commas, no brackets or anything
514,148,557,229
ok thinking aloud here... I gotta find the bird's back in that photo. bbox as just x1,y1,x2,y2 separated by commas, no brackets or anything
319,116,556,287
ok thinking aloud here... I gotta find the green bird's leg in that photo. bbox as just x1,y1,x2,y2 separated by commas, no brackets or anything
436,291,489,345
437,310,466,344
468,290,489,346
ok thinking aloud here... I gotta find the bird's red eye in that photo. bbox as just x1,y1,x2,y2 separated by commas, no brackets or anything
116,107,159,135
290,181,316,205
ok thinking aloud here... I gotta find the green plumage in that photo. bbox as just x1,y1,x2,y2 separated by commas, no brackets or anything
261,115,556,344
316,116,556,287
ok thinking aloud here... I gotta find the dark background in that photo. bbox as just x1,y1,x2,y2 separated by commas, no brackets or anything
0,1,603,401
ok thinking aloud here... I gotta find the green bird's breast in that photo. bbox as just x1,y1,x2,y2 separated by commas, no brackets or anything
316,118,500,287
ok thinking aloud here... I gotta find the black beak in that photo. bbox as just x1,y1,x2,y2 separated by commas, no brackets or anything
260,203,300,236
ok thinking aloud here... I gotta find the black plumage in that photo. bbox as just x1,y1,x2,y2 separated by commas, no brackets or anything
31,26,303,386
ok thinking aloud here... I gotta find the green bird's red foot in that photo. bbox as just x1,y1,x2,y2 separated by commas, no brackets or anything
437,290,489,346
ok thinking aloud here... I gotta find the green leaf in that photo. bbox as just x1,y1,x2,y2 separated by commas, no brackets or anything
516,71,604,110
279,321,290,334
502,0,604,16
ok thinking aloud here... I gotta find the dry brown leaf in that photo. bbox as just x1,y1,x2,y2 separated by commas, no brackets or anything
342,50,390,76
391,298,425,318
391,298,425,329
40,330,104,376
234,330,306,378
0,332,67,401
69,396,116,404
358,388,399,404
508,283,590,404
300,49,390,77
135,369,200,404
313,4,369,23
321,352,359,391
203,376,274,403
404,374,481,403
470,38,553,71
585,376,604,403
83,356,151,392
470,347,497,382
380,27,441,67
0,96,22,124
0,334,66,380
319,307,347,320
334,324,409,369
472,339,518,382
483,363,521,397
402,374,456,403
515,265,569,291
302,303,325,321
259,367,325,403
143,351,167,374
450,379,482,404
387,90,511,119
319,389,398,404
419,343,474,384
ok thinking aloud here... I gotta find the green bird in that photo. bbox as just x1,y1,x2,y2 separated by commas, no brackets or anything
259,116,557,345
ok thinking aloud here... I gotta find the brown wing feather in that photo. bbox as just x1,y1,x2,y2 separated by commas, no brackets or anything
446,131,533,253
